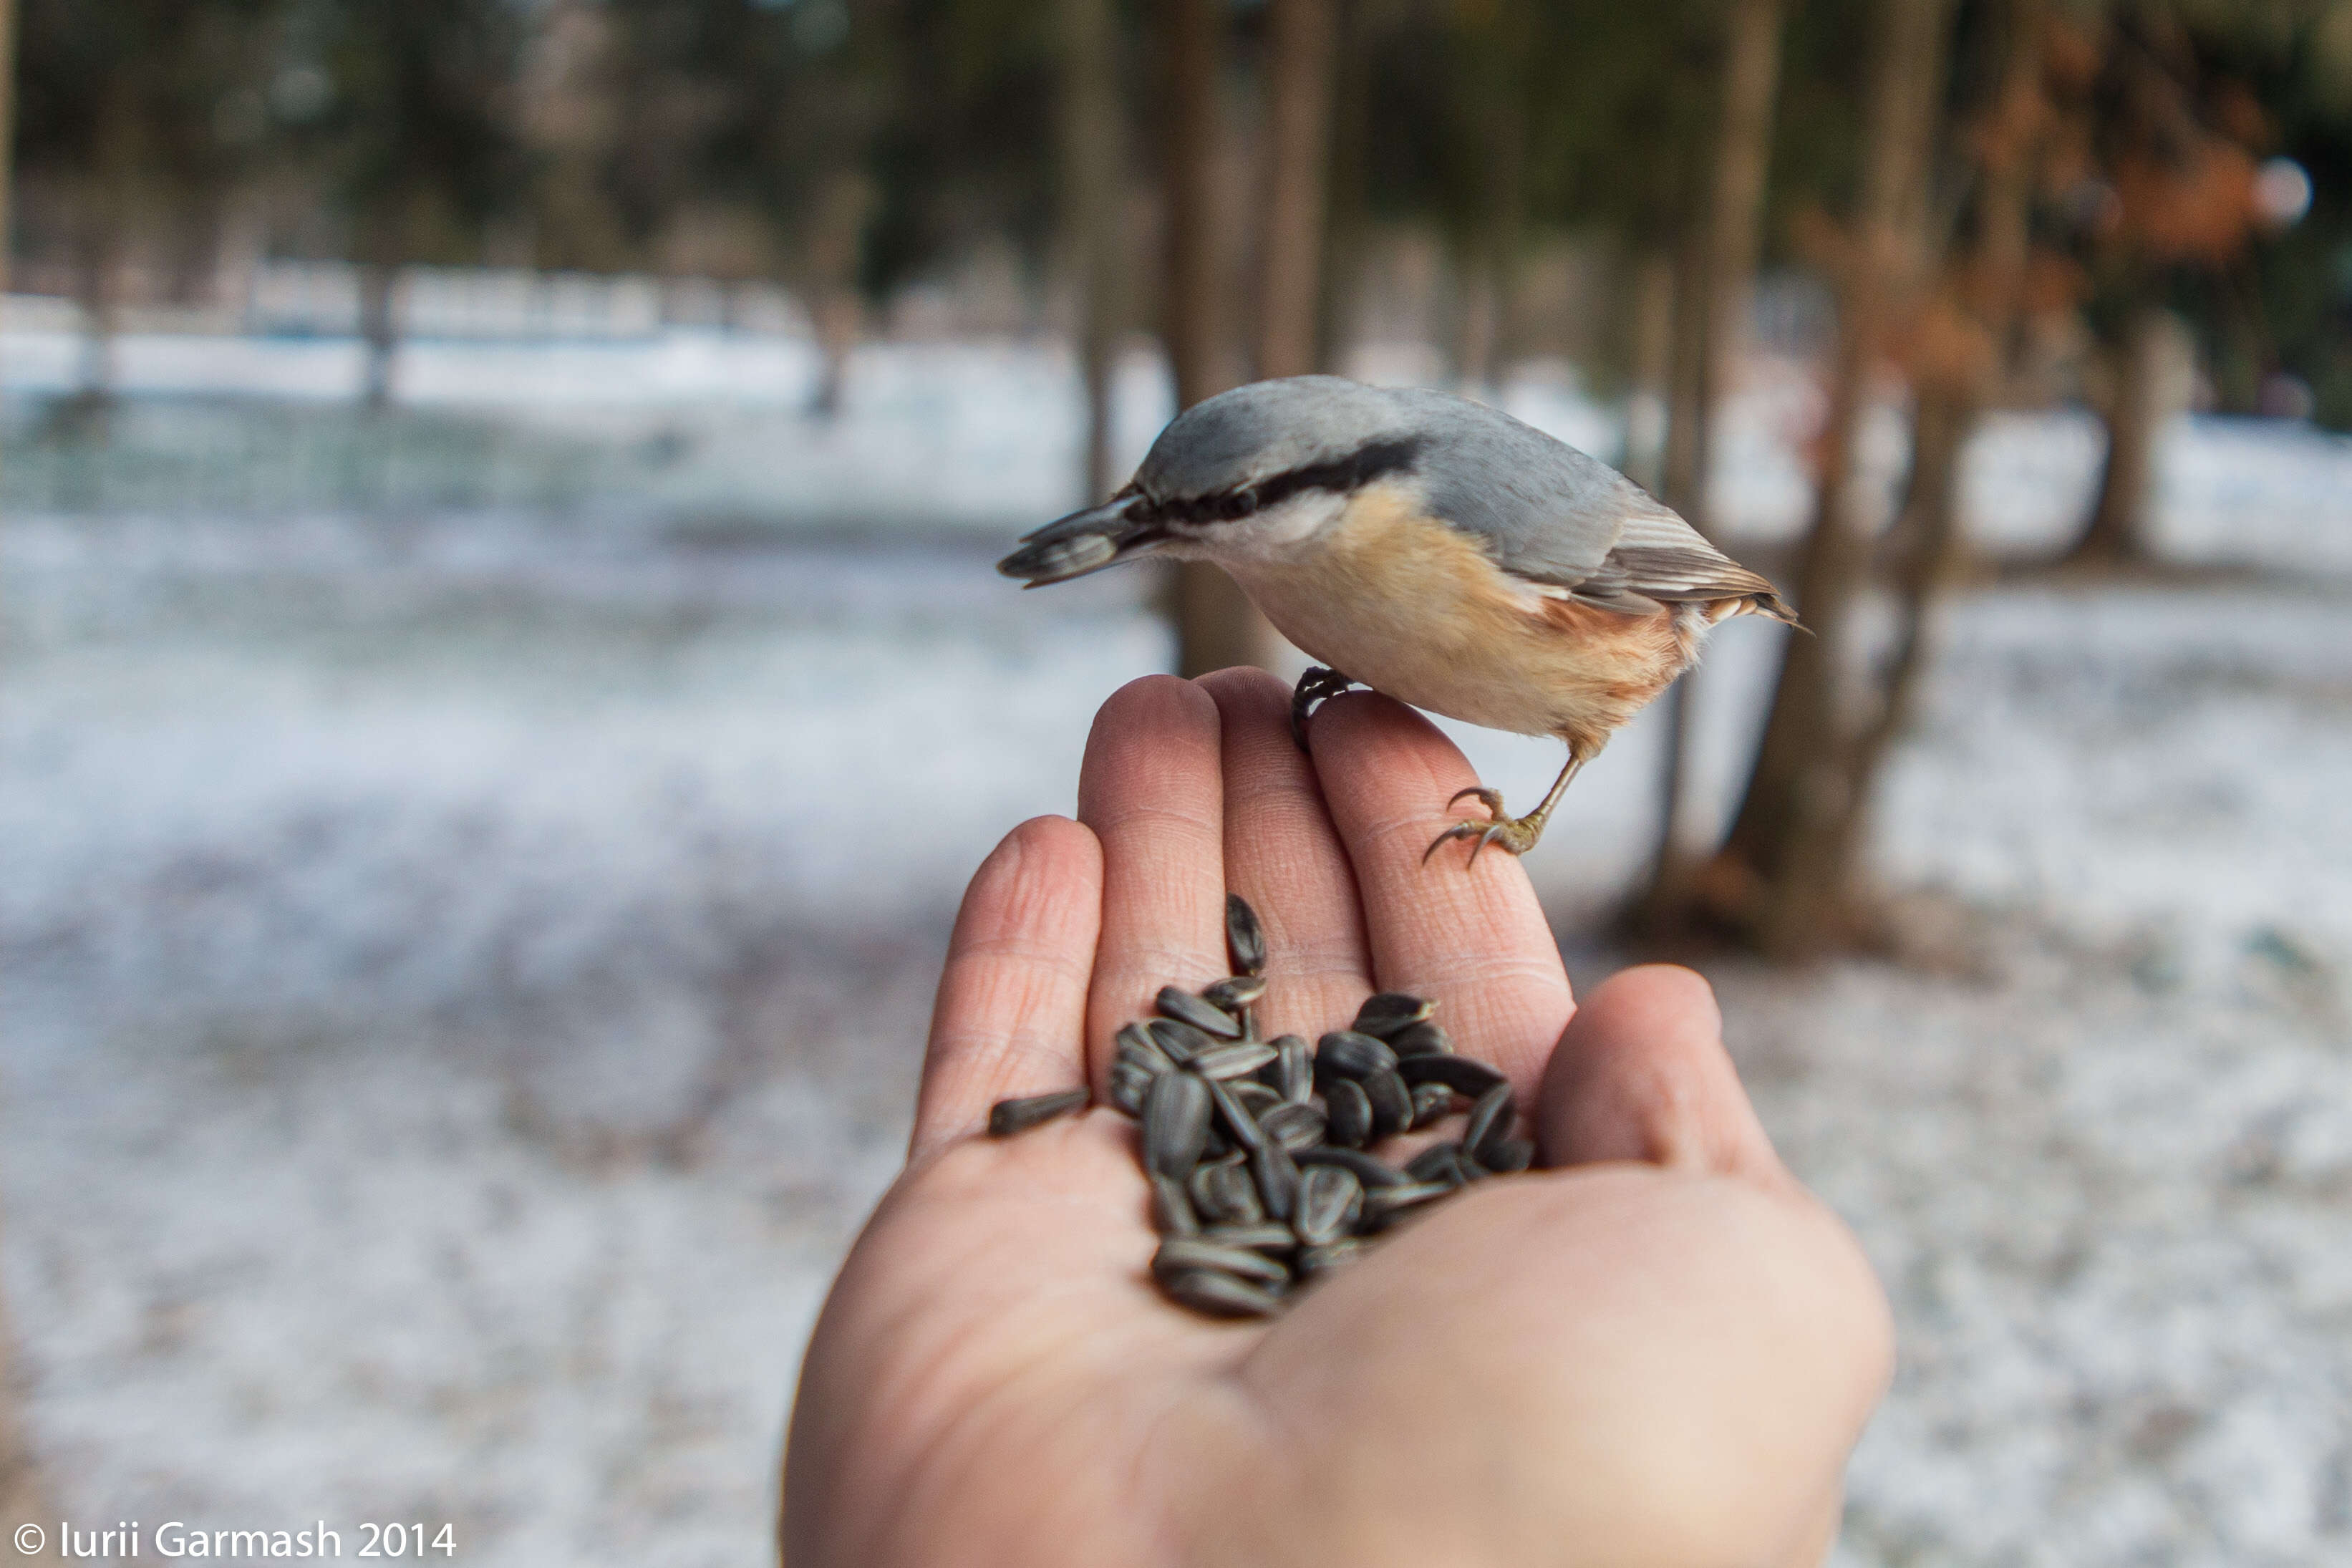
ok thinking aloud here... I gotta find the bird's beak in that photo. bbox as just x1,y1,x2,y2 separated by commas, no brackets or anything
997,498,1168,586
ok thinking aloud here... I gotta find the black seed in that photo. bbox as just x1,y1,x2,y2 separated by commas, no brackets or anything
1410,1080,1456,1123
1229,1080,1284,1118
1203,975,1269,1011
1259,1100,1328,1152
1395,1055,1506,1097
1360,1181,1456,1229
1116,1022,1173,1074
1147,1017,1214,1064
1204,1075,1268,1153
1365,1068,1414,1136
1252,1138,1301,1221
1274,1036,1315,1103
1158,986,1243,1040
1478,1136,1536,1173
1150,1172,1200,1237
1154,1237,1290,1287
1161,1269,1282,1319
1461,1082,1515,1161
987,1088,1089,1137
1224,895,1267,977
1352,992,1436,1038
1388,1020,1452,1058
1203,1222,1297,1252
1143,1071,1211,1179
1323,1078,1373,1148
1292,1146,1408,1189
1190,1041,1278,1080
1294,1164,1365,1246
1315,1030,1398,1081
1109,1061,1156,1116
1405,1143,1471,1187
1192,1158,1264,1224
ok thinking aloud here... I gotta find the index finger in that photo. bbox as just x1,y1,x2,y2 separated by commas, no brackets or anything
1306,692,1574,1100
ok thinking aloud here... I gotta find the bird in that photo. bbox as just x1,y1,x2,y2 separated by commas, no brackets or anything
997,375,1795,864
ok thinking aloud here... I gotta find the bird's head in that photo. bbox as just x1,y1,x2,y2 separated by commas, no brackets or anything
997,377,1423,586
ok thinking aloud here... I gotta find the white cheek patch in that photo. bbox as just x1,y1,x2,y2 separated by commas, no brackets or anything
1200,491,1351,563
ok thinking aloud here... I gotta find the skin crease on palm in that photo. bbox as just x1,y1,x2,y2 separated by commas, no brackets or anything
780,669,1894,1568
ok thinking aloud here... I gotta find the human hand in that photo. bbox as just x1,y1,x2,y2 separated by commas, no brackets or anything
781,671,1891,1567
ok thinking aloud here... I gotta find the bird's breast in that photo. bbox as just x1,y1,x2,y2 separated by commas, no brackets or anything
1213,483,1693,747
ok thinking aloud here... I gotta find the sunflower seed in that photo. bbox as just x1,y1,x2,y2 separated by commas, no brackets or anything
1201,1123,1232,1160
1292,1146,1408,1188
1456,1145,1490,1181
1363,1068,1414,1136
1395,1054,1506,1097
987,1088,1088,1137
1477,1136,1535,1173
1352,992,1436,1038
1322,1077,1373,1148
1203,1075,1268,1153
1147,1017,1212,1065
1461,1082,1516,1161
1294,1163,1365,1246
1315,1030,1398,1081
1274,1036,1315,1102
1258,1100,1327,1152
1161,1268,1282,1319
1157,987,1243,1040
1203,975,1269,1011
1153,1237,1291,1287
1110,1061,1156,1116
1116,1022,1173,1074
1192,1158,1264,1224
1360,1180,1455,1222
1389,1020,1452,1058
1228,1079,1284,1118
1150,1171,1200,1236
1252,1138,1301,1221
1143,1070,1211,1179
1405,1143,1472,1187
1224,894,1267,977
1204,1222,1297,1252
1190,1041,1278,1080
1297,1239,1366,1277
1410,1080,1457,1123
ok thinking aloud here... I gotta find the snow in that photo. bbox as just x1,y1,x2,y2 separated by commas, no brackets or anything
3,329,2350,1564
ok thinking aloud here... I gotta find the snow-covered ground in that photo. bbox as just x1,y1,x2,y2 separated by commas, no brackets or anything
2,331,2348,1565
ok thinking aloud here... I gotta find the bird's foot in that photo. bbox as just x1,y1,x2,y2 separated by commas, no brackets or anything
1423,786,1547,866
1289,666,1360,750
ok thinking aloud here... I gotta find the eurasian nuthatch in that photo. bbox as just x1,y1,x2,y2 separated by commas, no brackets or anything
998,375,1794,863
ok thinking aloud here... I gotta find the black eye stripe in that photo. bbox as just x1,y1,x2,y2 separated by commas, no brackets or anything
1141,437,1419,527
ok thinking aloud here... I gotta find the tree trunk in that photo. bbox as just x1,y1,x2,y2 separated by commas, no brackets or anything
1257,0,1335,382
1315,0,1377,372
804,170,871,421
1640,0,1787,921
1622,248,1677,491
2063,304,2169,566
1161,0,1277,674
357,261,400,412
1058,0,1128,503
1718,0,1954,959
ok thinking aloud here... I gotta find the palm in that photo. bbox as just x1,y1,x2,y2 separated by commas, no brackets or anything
783,672,1890,1567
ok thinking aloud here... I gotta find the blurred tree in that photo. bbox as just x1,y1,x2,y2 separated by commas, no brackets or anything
1257,0,1338,382
14,0,278,414
1162,0,1282,674
1637,0,1791,926
1711,0,1957,958
273,0,528,408
1058,0,1128,501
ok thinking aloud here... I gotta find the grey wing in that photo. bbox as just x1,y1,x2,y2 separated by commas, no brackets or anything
1545,490,1784,612
1389,387,1782,613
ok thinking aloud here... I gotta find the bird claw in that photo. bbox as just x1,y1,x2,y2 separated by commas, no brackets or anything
1289,667,1360,750
1423,790,1542,866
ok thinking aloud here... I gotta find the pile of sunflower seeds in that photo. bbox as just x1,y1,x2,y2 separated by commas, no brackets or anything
987,894,1535,1319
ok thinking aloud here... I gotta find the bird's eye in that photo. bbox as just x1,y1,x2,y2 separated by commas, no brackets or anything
1219,488,1257,521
